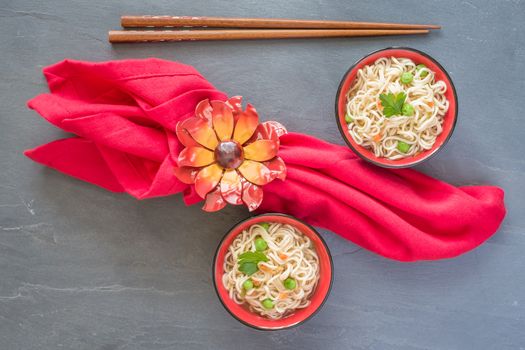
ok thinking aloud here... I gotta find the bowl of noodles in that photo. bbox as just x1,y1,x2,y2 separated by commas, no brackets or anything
335,47,458,168
213,213,333,330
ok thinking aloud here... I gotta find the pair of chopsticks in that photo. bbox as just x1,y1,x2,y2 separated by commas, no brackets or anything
108,16,440,43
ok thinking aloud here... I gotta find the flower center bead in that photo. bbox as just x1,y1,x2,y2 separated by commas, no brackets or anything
214,140,244,169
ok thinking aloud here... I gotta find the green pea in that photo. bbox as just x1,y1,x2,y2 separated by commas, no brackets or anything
255,237,268,251
260,222,270,231
400,72,413,84
344,113,353,123
397,141,411,153
262,298,274,309
402,103,415,116
283,278,297,290
416,64,429,78
243,279,254,291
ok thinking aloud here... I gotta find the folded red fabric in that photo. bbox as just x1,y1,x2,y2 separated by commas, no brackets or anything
26,58,226,201
261,133,505,261
26,58,506,261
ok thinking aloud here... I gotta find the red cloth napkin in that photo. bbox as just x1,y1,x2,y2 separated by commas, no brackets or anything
261,133,505,261
26,58,506,261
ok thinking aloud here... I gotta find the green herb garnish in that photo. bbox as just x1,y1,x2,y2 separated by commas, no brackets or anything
238,251,269,276
379,92,407,117
238,251,269,263
239,262,258,275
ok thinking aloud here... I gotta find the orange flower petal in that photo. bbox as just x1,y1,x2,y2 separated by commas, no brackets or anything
202,186,227,212
178,146,215,167
245,121,287,146
194,163,224,198
264,156,286,181
263,121,288,137
241,179,263,212
245,124,276,145
184,117,219,150
233,104,259,145
220,169,243,205
211,100,234,141
225,96,243,114
173,166,199,184
243,140,278,161
176,119,201,148
195,99,213,121
238,160,272,186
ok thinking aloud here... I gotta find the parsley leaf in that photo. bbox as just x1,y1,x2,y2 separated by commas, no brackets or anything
238,251,269,264
379,92,406,117
238,251,269,276
239,262,258,276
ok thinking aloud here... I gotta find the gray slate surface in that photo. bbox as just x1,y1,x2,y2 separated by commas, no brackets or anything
1,0,524,349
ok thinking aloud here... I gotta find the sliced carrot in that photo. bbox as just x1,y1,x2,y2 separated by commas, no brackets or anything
373,133,383,143
428,101,434,107
259,264,274,273
278,253,288,260
377,100,383,110
279,292,289,300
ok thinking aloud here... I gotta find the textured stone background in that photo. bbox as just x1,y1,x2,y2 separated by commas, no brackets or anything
1,0,524,349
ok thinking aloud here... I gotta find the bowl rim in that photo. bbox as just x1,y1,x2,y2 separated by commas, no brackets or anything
212,213,334,331
334,46,459,168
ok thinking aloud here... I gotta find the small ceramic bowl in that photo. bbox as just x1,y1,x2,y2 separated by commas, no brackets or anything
212,213,333,330
335,47,458,168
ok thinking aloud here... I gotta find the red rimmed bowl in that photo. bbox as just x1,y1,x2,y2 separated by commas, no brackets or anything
213,213,333,330
335,47,458,168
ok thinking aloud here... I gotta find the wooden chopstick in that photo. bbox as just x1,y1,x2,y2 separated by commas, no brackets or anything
109,29,429,43
121,16,440,30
